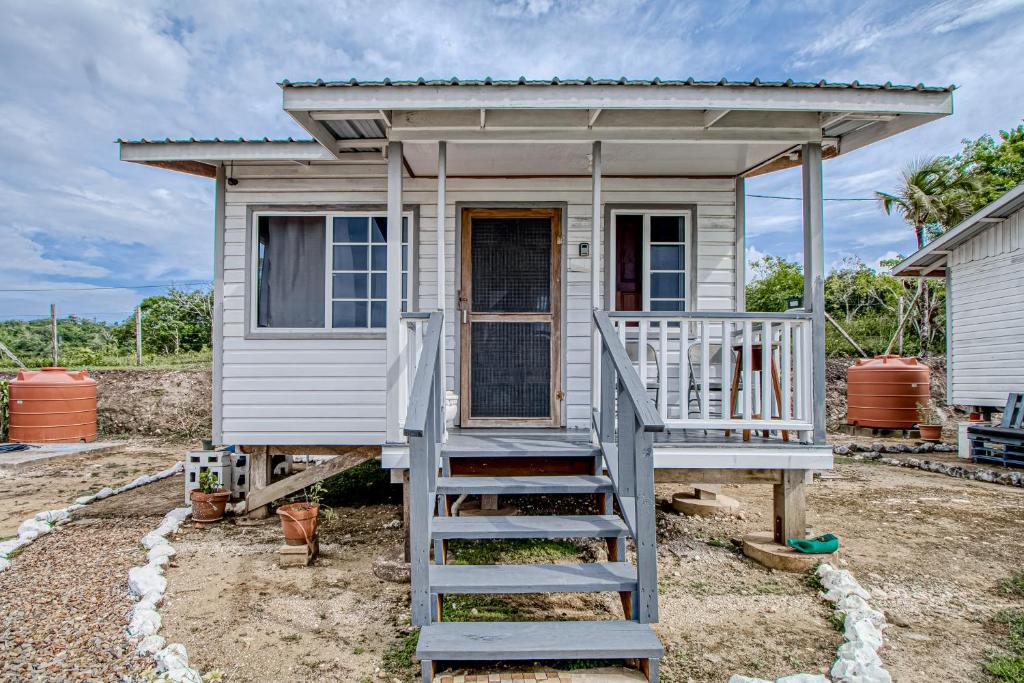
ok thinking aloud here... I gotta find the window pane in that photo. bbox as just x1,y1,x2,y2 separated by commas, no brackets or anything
650,299,684,311
370,301,387,328
402,272,407,299
651,272,683,298
333,245,368,271
402,216,409,242
650,215,684,243
332,273,367,299
371,217,387,243
371,245,387,271
402,245,408,270
371,273,386,298
333,301,367,328
334,217,368,243
257,216,325,328
650,245,683,270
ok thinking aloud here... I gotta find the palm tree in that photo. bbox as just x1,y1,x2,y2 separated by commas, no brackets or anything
876,157,976,248
875,158,977,355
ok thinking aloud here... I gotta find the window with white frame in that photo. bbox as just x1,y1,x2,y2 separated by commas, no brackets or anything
254,212,410,331
611,211,689,312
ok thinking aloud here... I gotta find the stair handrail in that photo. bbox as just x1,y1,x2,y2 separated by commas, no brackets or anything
403,311,444,627
593,310,664,624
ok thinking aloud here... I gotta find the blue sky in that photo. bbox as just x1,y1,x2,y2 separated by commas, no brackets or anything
1,0,1023,322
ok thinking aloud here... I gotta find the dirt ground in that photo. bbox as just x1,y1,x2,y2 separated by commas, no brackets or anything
0,440,184,536
157,459,1024,683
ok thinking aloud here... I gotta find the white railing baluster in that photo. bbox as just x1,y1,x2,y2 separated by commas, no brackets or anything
700,321,710,421
742,320,753,420
679,321,689,420
721,320,731,421
781,321,792,420
801,321,813,424
761,321,773,421
657,321,668,420
638,319,648,395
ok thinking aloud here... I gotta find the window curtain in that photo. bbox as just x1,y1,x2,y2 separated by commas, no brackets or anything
257,216,325,327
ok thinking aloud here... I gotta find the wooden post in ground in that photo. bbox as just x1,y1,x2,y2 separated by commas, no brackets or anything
50,304,58,366
247,446,273,519
135,305,143,366
773,469,806,544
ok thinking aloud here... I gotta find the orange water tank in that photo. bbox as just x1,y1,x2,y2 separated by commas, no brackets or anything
8,367,97,443
847,355,930,429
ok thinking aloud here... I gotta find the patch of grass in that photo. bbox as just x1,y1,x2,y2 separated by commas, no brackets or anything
319,458,401,507
706,537,741,553
999,573,1024,598
352,647,365,655
985,608,1024,681
6,545,28,560
828,611,846,632
280,634,301,643
442,594,523,621
805,564,825,592
448,538,581,565
382,630,419,674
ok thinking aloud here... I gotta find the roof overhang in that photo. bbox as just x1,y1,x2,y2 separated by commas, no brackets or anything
892,182,1024,278
278,80,953,177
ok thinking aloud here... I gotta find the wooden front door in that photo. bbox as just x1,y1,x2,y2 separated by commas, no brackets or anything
459,208,561,428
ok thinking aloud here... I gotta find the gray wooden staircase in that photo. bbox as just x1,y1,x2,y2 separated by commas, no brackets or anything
403,312,665,682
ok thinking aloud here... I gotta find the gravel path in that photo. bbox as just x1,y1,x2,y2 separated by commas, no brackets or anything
0,476,183,682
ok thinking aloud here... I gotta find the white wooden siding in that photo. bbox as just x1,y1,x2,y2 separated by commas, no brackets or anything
948,207,1024,407
220,162,737,443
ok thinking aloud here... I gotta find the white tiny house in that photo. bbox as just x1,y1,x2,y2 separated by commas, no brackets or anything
893,181,1024,409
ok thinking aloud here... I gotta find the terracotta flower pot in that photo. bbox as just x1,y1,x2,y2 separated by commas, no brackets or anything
277,502,319,546
191,489,231,522
918,424,943,442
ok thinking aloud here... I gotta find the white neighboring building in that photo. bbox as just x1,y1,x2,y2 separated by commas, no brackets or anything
893,182,1024,409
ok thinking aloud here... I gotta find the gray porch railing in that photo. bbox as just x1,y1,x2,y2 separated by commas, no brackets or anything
403,311,445,626
594,310,665,623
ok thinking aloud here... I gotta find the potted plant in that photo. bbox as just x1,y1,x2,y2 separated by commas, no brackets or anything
916,402,944,442
277,481,324,546
191,470,231,522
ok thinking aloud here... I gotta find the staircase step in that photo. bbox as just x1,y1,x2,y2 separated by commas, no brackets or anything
429,562,636,594
435,475,612,496
443,436,598,458
417,620,663,661
432,515,628,540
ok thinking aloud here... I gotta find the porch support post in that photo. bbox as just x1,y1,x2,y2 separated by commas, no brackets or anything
436,141,447,395
734,176,746,312
590,140,603,421
386,141,404,443
801,142,826,444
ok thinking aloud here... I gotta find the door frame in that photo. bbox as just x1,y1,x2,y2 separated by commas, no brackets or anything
458,207,563,428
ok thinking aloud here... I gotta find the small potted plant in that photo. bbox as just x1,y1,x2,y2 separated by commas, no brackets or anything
277,481,324,546
916,401,944,442
191,470,231,522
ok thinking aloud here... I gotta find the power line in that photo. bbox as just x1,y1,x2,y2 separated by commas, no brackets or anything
0,280,211,293
748,193,878,202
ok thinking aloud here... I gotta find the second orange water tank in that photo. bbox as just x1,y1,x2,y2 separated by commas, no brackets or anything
847,355,930,429
8,367,97,443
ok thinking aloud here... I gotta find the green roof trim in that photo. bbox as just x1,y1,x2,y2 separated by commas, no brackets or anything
277,76,955,92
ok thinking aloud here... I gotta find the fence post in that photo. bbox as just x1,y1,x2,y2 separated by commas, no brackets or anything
50,304,58,366
633,415,658,623
135,306,143,366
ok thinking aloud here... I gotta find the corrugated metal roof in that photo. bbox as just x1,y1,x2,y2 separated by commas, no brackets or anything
116,137,318,144
279,76,955,92
892,181,1024,277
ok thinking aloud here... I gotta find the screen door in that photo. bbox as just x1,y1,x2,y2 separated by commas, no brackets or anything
459,208,561,427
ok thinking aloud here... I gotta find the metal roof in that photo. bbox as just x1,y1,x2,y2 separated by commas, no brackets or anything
279,76,955,92
116,137,317,144
892,181,1024,277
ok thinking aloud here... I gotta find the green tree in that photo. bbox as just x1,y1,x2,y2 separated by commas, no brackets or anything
875,156,977,249
745,256,803,312
113,287,213,355
953,123,1024,211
